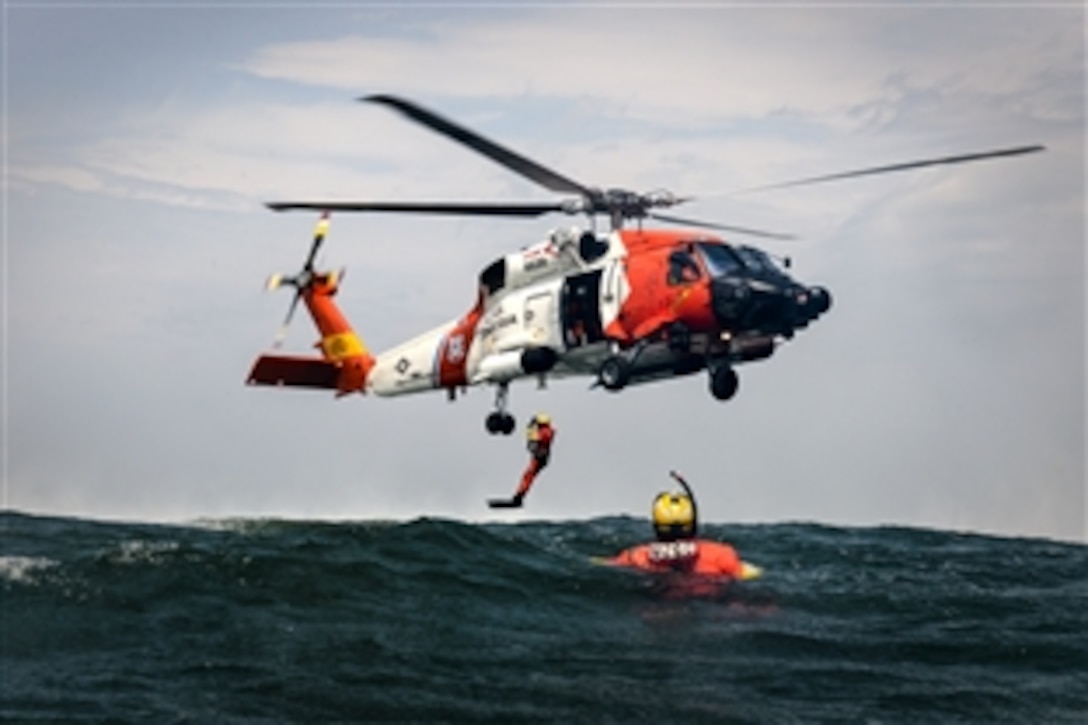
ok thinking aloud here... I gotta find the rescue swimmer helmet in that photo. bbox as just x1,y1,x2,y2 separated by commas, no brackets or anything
652,491,697,541
533,413,551,426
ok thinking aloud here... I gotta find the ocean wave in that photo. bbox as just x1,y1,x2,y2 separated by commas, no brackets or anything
3,510,1086,722
0,555,58,584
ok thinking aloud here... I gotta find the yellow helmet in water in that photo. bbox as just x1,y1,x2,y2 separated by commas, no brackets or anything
652,491,696,541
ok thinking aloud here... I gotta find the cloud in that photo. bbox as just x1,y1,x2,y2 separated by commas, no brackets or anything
5,4,1083,541
240,7,1078,126
11,7,1079,227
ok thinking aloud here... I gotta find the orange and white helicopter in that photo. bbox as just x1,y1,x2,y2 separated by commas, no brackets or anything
246,95,1043,434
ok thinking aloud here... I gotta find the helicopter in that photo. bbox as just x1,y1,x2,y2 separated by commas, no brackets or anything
246,95,1044,435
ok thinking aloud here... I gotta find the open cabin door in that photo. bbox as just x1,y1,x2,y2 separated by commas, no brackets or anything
560,270,605,349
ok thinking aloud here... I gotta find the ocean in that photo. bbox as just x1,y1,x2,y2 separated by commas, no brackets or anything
2,510,1086,723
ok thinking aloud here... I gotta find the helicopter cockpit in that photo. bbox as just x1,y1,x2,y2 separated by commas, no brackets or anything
733,245,793,283
693,241,790,281
666,248,703,285
694,241,831,337
693,241,745,279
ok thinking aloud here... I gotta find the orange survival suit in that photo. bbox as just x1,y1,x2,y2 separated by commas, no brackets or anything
606,471,761,581
513,413,555,505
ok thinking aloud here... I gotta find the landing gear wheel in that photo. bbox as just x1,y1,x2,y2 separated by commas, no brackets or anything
484,382,516,435
486,412,516,435
598,356,631,392
709,365,739,401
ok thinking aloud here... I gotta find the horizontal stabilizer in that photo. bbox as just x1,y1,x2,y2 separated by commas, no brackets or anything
247,355,340,389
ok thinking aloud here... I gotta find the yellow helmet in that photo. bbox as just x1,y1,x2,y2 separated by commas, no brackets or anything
533,413,551,425
652,492,696,541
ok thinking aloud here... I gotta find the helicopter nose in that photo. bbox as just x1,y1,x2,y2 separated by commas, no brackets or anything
808,286,832,316
797,285,832,322
711,278,831,335
710,277,751,329
711,277,787,332
788,285,832,330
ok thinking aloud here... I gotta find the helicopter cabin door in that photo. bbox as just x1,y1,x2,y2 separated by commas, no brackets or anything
560,270,605,349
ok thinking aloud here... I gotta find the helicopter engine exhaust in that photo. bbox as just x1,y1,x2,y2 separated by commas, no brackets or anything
521,346,558,374
472,347,559,383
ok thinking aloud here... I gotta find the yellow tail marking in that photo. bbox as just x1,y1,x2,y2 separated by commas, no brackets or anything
321,332,367,360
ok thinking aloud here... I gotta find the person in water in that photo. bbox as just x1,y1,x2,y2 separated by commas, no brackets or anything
489,413,555,509
606,471,762,580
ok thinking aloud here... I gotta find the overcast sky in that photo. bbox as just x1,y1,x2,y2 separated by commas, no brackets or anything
4,1,1084,542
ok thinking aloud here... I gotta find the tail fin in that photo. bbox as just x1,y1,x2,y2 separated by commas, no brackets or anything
247,271,375,396
247,214,375,396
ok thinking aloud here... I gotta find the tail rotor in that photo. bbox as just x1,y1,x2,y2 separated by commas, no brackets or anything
267,211,331,347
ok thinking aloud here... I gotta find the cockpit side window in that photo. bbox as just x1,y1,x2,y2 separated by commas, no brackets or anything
578,232,610,263
667,250,702,286
696,243,744,278
479,258,506,297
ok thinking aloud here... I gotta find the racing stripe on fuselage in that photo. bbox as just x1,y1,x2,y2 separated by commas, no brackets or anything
434,304,483,387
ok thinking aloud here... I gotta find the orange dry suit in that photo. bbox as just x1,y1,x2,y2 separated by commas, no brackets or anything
514,421,554,501
608,539,758,579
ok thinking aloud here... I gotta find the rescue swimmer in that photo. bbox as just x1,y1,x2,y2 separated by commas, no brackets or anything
605,471,762,580
488,413,555,509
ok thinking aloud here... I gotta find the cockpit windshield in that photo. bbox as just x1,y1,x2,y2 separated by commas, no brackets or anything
735,245,787,279
695,243,745,278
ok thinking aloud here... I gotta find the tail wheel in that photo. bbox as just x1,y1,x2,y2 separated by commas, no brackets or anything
709,365,739,401
598,356,631,392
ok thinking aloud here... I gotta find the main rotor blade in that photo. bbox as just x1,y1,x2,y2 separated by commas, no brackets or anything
649,212,796,240
744,145,1046,192
363,94,594,197
267,200,565,217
